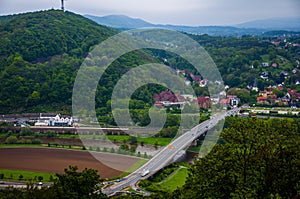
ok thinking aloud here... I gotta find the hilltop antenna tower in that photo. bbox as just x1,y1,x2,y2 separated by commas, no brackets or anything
61,0,65,11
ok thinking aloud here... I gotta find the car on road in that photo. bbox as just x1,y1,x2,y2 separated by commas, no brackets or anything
141,169,149,177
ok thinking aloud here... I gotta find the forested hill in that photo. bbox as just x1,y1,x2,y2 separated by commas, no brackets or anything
0,10,299,115
0,10,118,113
0,10,117,62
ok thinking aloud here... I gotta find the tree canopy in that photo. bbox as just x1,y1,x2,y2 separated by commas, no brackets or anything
0,166,107,199
0,10,299,114
174,117,300,198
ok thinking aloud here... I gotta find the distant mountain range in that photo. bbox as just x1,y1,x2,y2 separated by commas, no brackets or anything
236,17,300,31
85,14,300,36
85,14,152,29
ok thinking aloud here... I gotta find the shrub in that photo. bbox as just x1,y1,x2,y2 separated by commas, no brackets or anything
17,138,26,144
32,139,41,144
130,145,137,153
120,144,129,151
38,176,43,182
48,142,58,147
46,131,56,138
20,128,32,136
144,152,148,158
110,148,115,153
5,136,17,144
129,136,137,144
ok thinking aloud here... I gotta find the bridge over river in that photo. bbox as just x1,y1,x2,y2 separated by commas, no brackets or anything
102,109,240,195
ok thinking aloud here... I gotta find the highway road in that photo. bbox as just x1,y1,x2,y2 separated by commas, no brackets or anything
102,108,240,195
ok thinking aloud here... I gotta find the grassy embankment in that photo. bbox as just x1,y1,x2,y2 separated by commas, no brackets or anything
139,162,189,192
0,169,56,182
160,167,188,191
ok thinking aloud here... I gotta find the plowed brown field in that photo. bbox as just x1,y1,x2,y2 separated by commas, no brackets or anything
0,147,140,178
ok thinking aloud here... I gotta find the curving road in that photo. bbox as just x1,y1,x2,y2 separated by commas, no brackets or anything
102,109,239,195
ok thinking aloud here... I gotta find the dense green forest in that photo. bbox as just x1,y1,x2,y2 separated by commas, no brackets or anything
0,10,299,117
174,117,300,198
1,118,299,198
0,10,117,113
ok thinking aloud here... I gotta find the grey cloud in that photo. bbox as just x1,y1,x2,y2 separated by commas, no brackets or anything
0,0,299,26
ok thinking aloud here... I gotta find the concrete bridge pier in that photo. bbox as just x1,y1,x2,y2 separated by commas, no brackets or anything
173,150,186,162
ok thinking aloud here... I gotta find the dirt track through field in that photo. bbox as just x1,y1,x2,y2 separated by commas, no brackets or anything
0,147,141,178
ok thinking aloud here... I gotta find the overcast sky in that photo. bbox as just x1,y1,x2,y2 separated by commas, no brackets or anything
0,0,299,26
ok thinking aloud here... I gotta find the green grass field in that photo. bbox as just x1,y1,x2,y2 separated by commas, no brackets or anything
0,169,56,182
0,143,45,148
56,134,79,139
79,134,173,146
160,167,188,191
106,135,172,146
